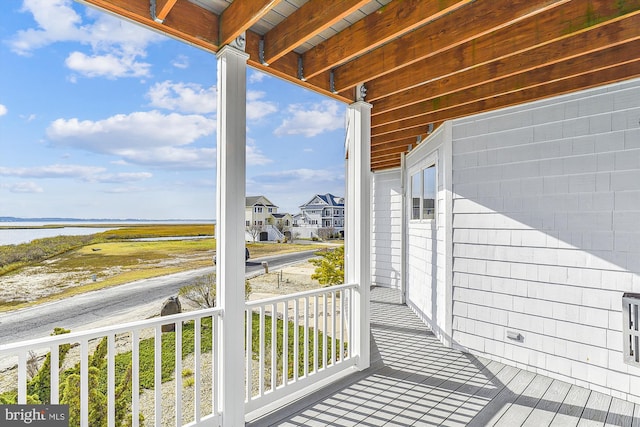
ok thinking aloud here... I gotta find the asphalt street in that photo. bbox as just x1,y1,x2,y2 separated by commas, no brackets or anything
0,249,318,346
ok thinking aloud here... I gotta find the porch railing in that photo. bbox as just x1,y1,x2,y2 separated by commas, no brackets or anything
244,283,357,414
0,283,358,426
0,308,223,427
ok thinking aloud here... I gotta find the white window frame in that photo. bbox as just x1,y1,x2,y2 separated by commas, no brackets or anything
408,152,437,223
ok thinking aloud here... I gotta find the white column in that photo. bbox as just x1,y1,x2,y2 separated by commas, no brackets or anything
216,43,249,427
345,99,372,371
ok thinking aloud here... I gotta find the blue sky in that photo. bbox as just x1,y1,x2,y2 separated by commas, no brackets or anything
0,0,347,220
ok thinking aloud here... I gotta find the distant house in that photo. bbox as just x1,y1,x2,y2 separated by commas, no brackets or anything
299,193,345,230
271,212,293,228
245,195,278,227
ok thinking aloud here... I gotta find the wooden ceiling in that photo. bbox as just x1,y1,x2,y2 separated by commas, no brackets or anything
78,0,640,171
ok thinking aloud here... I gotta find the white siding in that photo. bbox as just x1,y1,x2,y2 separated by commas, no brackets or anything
371,169,402,289
450,78,640,402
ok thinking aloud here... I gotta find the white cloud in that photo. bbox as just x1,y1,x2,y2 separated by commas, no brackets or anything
303,148,313,152
249,71,266,84
147,81,216,114
247,91,278,121
251,168,342,184
46,111,216,168
274,101,344,137
0,104,7,116
10,0,164,79
247,143,272,166
65,51,151,79
172,55,189,69
0,164,106,179
2,182,44,193
0,165,154,185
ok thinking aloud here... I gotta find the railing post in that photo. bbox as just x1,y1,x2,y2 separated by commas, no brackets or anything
345,88,372,371
216,36,249,427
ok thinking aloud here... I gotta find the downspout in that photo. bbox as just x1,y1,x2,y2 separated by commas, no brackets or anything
400,152,407,304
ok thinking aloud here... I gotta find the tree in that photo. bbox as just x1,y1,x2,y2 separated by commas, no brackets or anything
179,272,253,308
247,223,263,242
310,246,344,286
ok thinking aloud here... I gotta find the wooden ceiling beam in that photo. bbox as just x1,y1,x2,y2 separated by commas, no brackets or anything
366,0,640,101
301,0,471,80
331,0,569,93
371,60,640,143
263,0,370,65
372,11,640,117
371,36,640,136
79,0,219,51
219,0,282,46
155,0,178,22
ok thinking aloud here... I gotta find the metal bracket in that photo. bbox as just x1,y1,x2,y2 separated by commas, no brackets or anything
427,123,434,134
356,83,367,102
416,135,422,144
230,32,246,51
258,39,269,66
298,56,306,81
150,0,163,23
330,70,338,94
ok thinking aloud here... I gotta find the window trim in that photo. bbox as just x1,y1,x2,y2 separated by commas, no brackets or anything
408,153,437,223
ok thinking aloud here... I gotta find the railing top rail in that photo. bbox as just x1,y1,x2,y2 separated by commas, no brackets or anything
245,283,357,308
0,307,223,353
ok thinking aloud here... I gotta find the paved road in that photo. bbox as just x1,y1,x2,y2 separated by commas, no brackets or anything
0,250,318,346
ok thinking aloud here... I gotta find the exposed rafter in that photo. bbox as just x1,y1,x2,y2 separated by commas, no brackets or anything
301,0,472,80
153,0,178,22
219,0,282,46
262,0,370,66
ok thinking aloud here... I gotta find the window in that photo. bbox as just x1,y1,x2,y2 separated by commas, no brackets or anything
268,208,273,213
411,164,436,220
246,221,250,226
255,207,263,213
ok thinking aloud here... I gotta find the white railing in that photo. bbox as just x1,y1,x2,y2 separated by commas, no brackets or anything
0,283,360,426
244,283,358,414
0,308,223,427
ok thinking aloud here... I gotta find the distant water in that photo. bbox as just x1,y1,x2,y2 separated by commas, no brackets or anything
0,220,214,246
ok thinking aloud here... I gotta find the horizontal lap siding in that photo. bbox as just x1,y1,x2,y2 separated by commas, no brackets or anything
372,169,402,289
450,78,640,402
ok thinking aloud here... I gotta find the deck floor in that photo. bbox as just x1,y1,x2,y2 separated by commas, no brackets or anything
247,287,640,426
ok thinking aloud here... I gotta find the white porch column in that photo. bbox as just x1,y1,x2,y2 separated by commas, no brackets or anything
216,41,248,427
345,94,372,371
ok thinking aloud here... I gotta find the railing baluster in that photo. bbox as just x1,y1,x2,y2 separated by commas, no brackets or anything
80,339,88,427
340,290,345,362
293,298,299,382
175,321,182,427
132,330,140,427
108,334,115,427
213,314,219,415
245,308,252,402
331,291,336,366
304,296,309,378
259,306,265,396
51,344,59,404
323,295,328,370
271,303,276,391
282,300,288,386
314,295,318,374
194,317,201,423
154,327,161,427
17,352,26,404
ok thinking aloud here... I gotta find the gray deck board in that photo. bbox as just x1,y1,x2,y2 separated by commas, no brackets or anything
550,385,592,427
578,392,612,427
493,374,554,427
604,398,635,427
245,287,638,427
